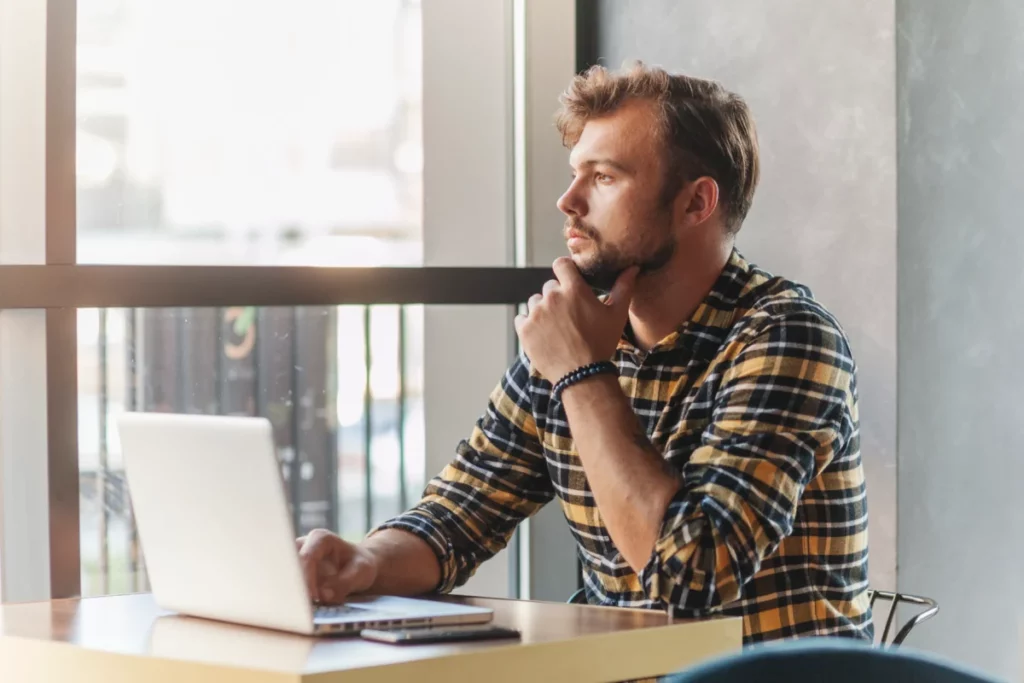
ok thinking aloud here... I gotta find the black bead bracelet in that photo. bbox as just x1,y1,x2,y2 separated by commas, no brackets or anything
551,360,617,401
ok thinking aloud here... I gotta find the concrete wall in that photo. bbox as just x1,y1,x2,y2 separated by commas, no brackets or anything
586,0,898,595
589,0,1024,676
896,1,1024,677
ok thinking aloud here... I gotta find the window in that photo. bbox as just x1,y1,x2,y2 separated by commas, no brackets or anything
76,0,423,268
0,0,572,605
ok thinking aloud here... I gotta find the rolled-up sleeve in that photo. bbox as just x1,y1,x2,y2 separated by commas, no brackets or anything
373,353,554,592
640,309,856,614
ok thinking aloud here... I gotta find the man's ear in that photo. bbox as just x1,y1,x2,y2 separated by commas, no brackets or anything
676,176,719,227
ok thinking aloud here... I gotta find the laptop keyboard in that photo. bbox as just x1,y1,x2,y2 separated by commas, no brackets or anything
314,604,368,619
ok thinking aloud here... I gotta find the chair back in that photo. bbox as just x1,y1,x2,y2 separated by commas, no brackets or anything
663,639,997,683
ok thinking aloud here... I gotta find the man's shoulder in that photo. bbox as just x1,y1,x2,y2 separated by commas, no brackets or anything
731,265,853,357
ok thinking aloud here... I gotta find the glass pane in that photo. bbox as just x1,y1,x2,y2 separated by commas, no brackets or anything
76,1,423,266
77,305,426,597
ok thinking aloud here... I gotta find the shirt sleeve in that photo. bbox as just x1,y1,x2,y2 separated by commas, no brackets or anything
372,352,554,592
639,306,858,613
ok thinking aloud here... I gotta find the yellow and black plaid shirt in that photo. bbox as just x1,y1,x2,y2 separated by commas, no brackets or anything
378,250,873,643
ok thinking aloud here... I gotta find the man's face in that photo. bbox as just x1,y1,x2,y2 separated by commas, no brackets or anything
557,99,677,292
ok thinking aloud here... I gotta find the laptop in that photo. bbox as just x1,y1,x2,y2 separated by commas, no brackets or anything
117,412,493,636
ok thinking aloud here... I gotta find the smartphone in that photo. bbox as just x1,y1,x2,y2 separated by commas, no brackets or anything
359,624,522,645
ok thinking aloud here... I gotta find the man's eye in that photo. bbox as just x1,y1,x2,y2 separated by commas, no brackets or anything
596,173,613,183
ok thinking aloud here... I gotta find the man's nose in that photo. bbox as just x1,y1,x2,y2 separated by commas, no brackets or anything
557,182,585,217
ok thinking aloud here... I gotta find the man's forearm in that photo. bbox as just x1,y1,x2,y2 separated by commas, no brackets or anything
361,529,442,596
560,374,681,572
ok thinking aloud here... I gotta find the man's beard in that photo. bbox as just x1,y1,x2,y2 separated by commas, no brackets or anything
566,217,676,293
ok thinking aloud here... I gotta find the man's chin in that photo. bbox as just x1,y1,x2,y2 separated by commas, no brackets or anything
568,253,596,276
577,266,622,293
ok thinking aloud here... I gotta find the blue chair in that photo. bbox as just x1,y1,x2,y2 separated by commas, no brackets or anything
661,639,999,683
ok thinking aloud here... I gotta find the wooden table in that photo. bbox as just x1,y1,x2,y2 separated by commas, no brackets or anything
0,593,741,682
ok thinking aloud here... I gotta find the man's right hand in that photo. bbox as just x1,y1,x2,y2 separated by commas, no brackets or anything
296,529,379,604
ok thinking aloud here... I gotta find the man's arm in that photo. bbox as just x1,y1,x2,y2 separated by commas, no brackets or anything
361,529,441,595
300,353,554,603
369,352,555,593
560,374,680,572
563,310,857,610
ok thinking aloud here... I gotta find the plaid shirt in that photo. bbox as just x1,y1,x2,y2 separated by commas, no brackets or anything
378,250,873,643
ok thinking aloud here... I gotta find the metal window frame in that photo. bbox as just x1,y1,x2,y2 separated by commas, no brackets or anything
1,0,76,603
43,0,81,602
0,266,550,309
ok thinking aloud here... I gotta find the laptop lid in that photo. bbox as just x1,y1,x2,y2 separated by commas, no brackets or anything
118,412,318,634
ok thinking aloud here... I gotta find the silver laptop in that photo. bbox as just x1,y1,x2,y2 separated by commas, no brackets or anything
117,412,493,636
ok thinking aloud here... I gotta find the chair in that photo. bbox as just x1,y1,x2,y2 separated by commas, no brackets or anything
568,587,939,646
868,589,939,646
661,639,998,683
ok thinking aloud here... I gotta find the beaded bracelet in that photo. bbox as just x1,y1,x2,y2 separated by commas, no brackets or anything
552,360,617,401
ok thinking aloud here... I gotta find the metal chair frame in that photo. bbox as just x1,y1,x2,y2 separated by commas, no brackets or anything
566,587,938,646
868,589,939,646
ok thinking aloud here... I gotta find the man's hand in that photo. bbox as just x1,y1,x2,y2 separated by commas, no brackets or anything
514,258,638,382
296,529,379,604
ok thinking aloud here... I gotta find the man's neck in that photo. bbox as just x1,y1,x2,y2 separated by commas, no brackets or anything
627,238,734,351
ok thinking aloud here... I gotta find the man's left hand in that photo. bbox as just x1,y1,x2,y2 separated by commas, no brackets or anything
514,258,638,382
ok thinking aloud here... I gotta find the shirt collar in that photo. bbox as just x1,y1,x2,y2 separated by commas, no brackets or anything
617,249,761,360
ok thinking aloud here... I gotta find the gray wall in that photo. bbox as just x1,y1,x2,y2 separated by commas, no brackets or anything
897,1,1024,677
590,0,1024,676
588,0,898,595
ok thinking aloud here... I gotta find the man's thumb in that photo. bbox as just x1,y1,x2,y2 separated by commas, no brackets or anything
606,266,639,311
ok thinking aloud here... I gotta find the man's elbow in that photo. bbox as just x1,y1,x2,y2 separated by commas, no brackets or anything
637,521,746,612
622,479,682,573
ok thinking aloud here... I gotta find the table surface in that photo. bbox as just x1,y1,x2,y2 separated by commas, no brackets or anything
0,593,742,683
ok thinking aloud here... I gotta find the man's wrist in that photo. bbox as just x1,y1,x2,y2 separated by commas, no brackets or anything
552,360,617,401
359,527,443,595
557,367,619,404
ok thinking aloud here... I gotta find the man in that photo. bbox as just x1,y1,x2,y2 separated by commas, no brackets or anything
298,62,873,643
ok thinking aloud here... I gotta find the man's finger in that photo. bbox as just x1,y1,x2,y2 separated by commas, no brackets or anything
541,279,559,296
606,266,640,311
319,563,359,605
513,313,527,335
295,536,306,552
527,294,543,314
551,257,588,291
319,558,339,579
320,554,375,605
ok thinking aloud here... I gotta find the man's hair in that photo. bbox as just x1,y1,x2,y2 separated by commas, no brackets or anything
555,61,760,233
